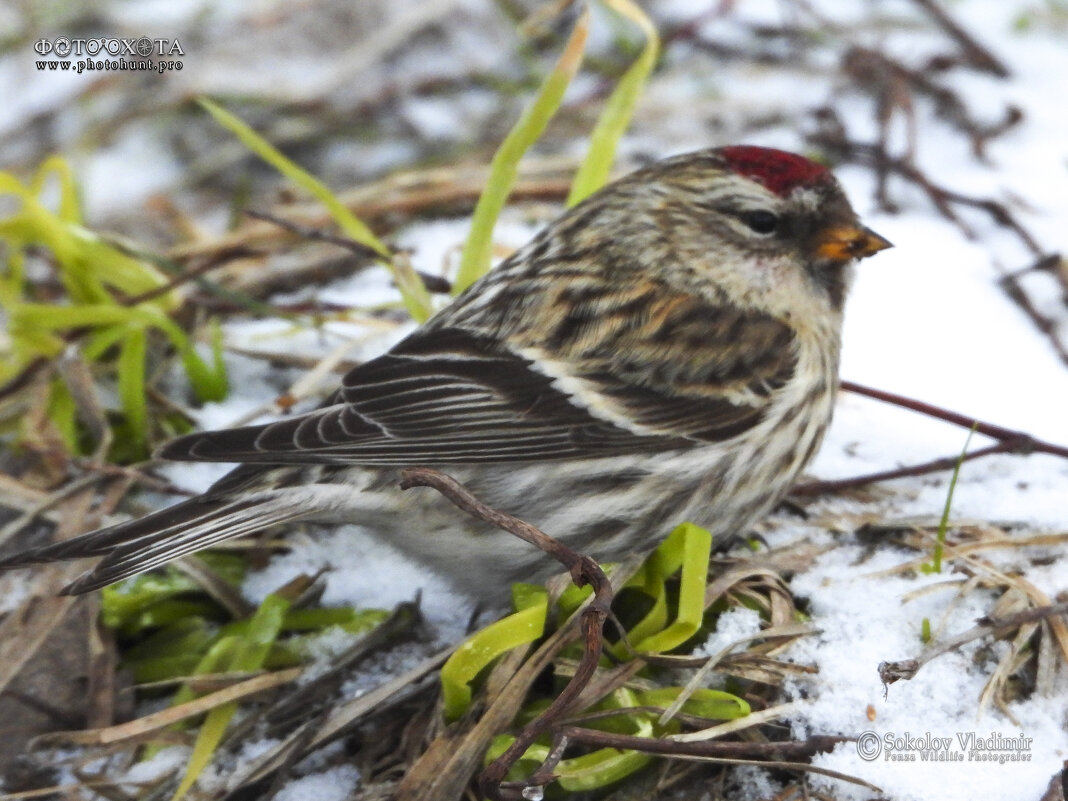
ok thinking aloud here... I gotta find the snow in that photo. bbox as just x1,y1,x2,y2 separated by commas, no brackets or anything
151,6,1068,797
784,545,1068,801
272,765,361,801
697,606,764,660
242,525,471,640
4,0,1066,799
763,6,1068,798
121,746,191,787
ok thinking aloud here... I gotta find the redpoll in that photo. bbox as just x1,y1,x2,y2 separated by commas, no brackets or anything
1,146,890,599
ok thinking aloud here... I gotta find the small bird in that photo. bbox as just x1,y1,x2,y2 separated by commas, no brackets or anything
1,146,890,599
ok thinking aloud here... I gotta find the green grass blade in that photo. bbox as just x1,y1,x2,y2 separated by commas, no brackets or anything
170,593,292,800
230,593,292,671
567,0,660,206
0,248,25,311
922,425,977,574
31,155,82,223
18,302,227,403
557,742,654,791
0,167,172,305
1,157,227,457
170,699,237,801
14,302,159,330
174,318,229,402
46,379,79,452
630,522,711,653
637,687,749,720
197,99,388,256
198,98,432,322
440,584,548,720
281,607,389,633
117,328,148,450
608,522,711,658
452,10,590,294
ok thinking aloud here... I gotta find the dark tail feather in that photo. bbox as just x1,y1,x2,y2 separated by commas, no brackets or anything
0,495,231,567
0,493,307,595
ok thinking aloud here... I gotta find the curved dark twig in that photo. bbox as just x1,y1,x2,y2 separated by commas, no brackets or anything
398,467,613,801
793,380,1068,496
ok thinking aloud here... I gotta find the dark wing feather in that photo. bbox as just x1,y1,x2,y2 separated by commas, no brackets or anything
158,329,678,464
0,297,798,593
158,299,797,466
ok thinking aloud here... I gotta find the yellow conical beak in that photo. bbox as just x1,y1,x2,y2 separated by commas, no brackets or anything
815,225,893,263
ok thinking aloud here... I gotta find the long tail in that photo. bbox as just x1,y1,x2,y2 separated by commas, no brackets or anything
0,469,311,595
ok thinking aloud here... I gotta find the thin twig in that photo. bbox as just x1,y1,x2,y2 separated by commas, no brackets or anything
792,381,1068,495
245,209,453,293
840,381,1068,458
879,600,1068,688
997,264,1068,366
554,726,849,761
122,247,261,306
539,728,879,791
398,467,613,801
809,122,1068,368
814,132,1043,255
909,0,1010,77
0,246,258,406
792,444,1001,496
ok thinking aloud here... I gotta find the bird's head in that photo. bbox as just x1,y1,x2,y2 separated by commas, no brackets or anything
599,146,891,328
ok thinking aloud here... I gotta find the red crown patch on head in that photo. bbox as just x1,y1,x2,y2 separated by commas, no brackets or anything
720,146,831,197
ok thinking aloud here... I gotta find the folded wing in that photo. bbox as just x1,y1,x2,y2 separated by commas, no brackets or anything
159,310,796,466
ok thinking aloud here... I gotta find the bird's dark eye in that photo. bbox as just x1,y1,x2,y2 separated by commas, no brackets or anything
739,210,779,235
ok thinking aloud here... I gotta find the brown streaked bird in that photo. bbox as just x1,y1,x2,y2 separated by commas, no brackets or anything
0,146,891,599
